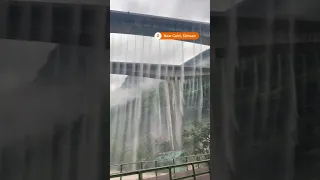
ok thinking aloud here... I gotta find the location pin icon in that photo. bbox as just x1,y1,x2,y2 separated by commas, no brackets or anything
154,32,162,40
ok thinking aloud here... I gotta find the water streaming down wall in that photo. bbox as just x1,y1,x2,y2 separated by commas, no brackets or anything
110,36,209,169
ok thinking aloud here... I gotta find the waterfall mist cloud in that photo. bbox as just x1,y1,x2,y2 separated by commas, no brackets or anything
110,78,162,107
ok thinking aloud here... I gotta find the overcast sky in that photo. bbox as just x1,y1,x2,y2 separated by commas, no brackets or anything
110,0,210,91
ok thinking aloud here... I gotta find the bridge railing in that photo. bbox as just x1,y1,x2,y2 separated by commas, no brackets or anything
110,160,210,180
110,154,210,175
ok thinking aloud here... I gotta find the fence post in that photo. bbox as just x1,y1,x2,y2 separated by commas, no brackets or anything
191,163,196,180
185,157,188,171
168,167,172,180
155,160,158,177
173,158,176,173
138,172,142,180
120,164,123,180
196,155,200,168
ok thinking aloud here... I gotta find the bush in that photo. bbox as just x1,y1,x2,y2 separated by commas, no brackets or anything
183,120,210,155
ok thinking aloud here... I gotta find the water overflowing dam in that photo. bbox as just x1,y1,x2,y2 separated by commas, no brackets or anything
110,35,210,169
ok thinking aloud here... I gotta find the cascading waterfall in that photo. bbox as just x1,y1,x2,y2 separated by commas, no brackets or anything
164,81,175,150
197,40,204,122
110,34,209,171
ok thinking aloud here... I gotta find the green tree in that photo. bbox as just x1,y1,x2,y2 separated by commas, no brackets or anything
182,120,210,155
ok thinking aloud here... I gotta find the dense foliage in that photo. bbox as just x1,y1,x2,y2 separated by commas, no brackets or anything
182,120,210,155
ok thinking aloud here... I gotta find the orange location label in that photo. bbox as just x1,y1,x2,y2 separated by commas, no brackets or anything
154,32,199,41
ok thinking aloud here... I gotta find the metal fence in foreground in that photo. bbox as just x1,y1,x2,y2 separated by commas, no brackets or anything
110,159,210,180
110,154,210,175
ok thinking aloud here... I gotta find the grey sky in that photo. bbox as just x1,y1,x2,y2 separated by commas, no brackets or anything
110,0,210,91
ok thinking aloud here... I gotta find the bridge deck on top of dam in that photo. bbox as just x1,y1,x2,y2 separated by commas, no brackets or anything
110,61,210,80
110,10,210,45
